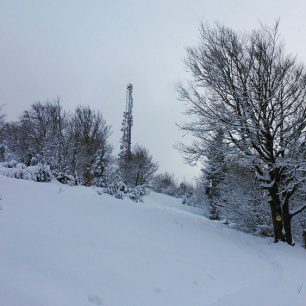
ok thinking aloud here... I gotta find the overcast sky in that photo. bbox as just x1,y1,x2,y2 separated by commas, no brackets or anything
1,0,306,181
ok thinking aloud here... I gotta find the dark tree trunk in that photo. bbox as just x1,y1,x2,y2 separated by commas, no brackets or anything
84,168,93,187
268,186,284,242
135,172,140,187
282,202,293,245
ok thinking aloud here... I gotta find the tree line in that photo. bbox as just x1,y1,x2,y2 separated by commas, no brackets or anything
0,99,159,191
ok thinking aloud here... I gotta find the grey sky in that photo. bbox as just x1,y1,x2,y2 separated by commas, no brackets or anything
1,0,306,181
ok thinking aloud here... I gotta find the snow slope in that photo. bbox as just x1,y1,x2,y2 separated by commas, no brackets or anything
0,175,305,306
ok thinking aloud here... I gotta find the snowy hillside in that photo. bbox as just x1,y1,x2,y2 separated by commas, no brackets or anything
0,175,305,306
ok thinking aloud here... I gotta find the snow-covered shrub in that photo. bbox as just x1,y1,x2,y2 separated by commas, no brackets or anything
181,193,203,207
30,164,52,182
94,165,117,188
102,178,147,202
128,185,147,202
151,172,178,196
1,159,19,168
103,180,128,199
52,169,75,185
94,173,109,188
0,165,24,179
0,162,51,182
256,224,274,237
290,194,306,245
216,163,272,236
178,181,205,207
177,181,193,198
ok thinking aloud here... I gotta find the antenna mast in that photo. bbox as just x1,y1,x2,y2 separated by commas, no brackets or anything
121,83,133,159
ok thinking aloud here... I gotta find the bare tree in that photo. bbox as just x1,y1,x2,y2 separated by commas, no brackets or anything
3,99,68,167
68,106,112,185
2,101,113,187
120,144,158,187
178,21,306,244
152,172,178,196
3,111,38,165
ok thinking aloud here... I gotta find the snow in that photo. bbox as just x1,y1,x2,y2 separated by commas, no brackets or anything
0,175,305,306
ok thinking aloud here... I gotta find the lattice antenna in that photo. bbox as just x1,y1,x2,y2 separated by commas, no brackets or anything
120,84,133,159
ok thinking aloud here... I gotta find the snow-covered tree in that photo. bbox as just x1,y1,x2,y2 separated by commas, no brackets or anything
203,129,225,219
178,21,306,244
2,99,68,168
92,144,113,187
152,172,178,196
3,115,36,165
68,105,112,185
119,144,158,187
2,101,113,187
218,161,272,235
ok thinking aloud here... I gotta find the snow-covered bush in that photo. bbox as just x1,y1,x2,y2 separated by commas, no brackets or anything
255,225,274,237
93,165,118,189
0,162,51,182
103,180,128,199
290,194,306,244
178,181,206,208
181,193,201,207
31,164,52,182
151,172,178,196
1,159,20,168
102,178,147,202
216,163,273,236
52,169,75,185
127,185,147,202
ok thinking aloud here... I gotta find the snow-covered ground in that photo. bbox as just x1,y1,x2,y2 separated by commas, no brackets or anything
0,175,305,306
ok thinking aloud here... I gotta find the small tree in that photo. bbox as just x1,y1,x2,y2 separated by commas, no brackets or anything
152,172,178,196
92,144,113,187
120,145,158,187
2,99,68,168
68,106,112,185
203,129,226,219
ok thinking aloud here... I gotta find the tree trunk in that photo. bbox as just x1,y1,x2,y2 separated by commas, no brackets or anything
84,168,93,186
268,186,284,242
282,200,293,245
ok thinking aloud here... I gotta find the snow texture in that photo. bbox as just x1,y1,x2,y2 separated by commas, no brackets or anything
0,175,305,306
